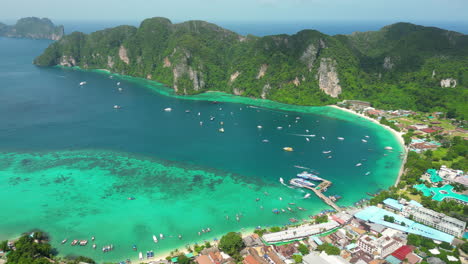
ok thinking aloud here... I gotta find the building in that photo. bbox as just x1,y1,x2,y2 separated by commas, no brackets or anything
303,251,350,264
383,198,404,212
262,221,339,243
340,100,371,111
357,235,402,258
438,165,467,186
402,204,466,237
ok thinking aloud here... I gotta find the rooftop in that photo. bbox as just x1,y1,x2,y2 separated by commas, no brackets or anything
413,184,468,203
354,206,454,243
426,169,443,183
383,198,404,211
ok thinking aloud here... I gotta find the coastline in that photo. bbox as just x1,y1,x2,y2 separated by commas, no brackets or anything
328,105,407,187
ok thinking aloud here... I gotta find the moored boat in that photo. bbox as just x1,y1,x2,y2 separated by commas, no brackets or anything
283,147,293,152
164,107,172,112
153,235,158,243
61,239,67,244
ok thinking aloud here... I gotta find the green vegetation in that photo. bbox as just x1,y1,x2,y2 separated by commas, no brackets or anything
269,226,281,232
34,18,468,119
176,254,193,264
383,215,395,223
314,215,329,224
218,232,244,261
292,254,303,263
0,17,64,40
297,243,310,255
316,243,341,255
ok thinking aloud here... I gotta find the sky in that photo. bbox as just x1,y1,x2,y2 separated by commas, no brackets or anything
1,0,468,23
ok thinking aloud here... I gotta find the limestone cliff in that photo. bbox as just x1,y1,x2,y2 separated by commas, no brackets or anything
0,17,64,40
317,58,342,98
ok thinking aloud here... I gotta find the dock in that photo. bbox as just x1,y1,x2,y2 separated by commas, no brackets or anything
304,179,342,212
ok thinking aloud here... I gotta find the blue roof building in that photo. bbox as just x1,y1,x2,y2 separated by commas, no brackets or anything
383,198,404,211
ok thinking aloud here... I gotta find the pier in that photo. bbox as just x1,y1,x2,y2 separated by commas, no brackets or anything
304,179,342,212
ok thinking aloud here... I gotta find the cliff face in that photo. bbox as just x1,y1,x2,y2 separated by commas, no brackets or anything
33,18,468,118
0,17,64,40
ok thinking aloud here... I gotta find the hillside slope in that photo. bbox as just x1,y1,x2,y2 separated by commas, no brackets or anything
0,17,64,40
34,18,468,118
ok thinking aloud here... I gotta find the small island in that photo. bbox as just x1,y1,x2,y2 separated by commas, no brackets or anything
0,17,64,40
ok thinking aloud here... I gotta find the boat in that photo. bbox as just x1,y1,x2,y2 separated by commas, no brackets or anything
185,110,191,113
311,134,316,137
262,139,269,143
272,209,280,214
356,163,362,167
279,177,284,184
160,233,164,239
210,116,215,121
365,135,370,138
365,172,371,175
79,81,87,86
283,147,293,152
305,129,309,133
257,125,262,129
289,218,298,223
91,236,95,241
256,198,260,202
61,239,67,244
71,240,78,246
290,178,315,188
321,136,325,140
200,121,203,126
117,82,121,85
385,146,393,150
303,193,311,199
118,87,123,92
281,208,286,212
361,139,368,143
219,128,225,133
139,252,143,260
287,207,293,212
288,202,296,205
113,105,121,109
127,197,135,200
152,235,158,243
277,126,283,130
306,138,310,142
93,244,97,249
322,150,332,154
178,234,182,239
279,197,283,200
164,108,172,112
79,240,88,246
327,156,333,159
297,172,323,181
297,207,306,211
337,137,345,140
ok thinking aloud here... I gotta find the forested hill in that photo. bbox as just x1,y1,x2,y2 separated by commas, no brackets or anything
0,17,64,40
34,18,468,119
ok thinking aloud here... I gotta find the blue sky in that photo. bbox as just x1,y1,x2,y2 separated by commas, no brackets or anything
1,0,467,23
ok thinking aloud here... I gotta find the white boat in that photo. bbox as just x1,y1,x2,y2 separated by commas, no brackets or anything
153,235,158,243
365,172,371,175
304,193,311,199
322,150,332,154
93,244,96,249
279,197,283,201
297,172,323,181
365,135,370,138
198,112,201,116
257,125,262,129
79,81,87,86
306,138,310,142
290,178,315,188
139,252,143,260
113,105,121,109
219,128,225,133
277,126,283,130
117,82,121,85
279,177,284,184
164,108,172,112
337,137,344,140
61,239,67,244
356,163,362,167
321,136,325,140
200,121,203,126
160,233,164,239
385,146,393,150
310,135,316,137
262,139,269,143
305,129,309,133
118,87,123,92
361,139,368,143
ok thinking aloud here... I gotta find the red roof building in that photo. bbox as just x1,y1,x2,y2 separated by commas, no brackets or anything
420,128,437,134
391,245,414,260
243,255,260,264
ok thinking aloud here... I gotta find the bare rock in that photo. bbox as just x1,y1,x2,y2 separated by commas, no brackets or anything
317,58,342,98
163,57,171,68
256,64,268,79
440,78,457,88
383,56,394,70
230,71,240,82
59,56,76,67
119,45,130,64
261,84,271,99
107,56,114,69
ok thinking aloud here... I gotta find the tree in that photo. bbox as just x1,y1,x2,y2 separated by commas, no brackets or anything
317,244,340,255
460,242,468,254
292,255,302,263
177,254,192,264
219,232,244,260
298,244,310,255
315,215,328,224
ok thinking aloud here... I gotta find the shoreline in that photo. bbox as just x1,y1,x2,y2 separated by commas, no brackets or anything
328,105,408,187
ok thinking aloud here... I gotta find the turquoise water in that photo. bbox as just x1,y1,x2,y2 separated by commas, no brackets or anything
0,37,404,263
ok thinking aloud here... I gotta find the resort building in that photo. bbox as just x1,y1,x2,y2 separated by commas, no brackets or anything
413,184,468,204
402,204,466,237
354,206,454,243
438,165,467,186
383,198,404,212
357,235,403,258
339,100,371,111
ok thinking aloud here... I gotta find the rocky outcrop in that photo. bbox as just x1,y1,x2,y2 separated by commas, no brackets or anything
107,56,114,69
317,58,342,98
171,50,205,94
292,77,300,87
0,17,64,40
383,56,394,70
119,46,130,64
256,64,268,79
163,57,171,67
261,84,271,99
233,87,243,95
300,40,326,70
440,78,457,88
59,56,76,67
230,71,240,82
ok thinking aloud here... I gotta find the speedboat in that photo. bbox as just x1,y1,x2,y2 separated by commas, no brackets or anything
118,87,123,92
306,138,310,142
297,172,323,181
321,136,325,140
304,193,311,199
219,128,225,133
279,177,284,184
113,105,121,109
322,150,332,154
164,107,172,112
356,163,362,167
262,139,269,143
127,197,135,200
160,233,164,239
93,244,97,249
290,178,315,188
361,139,368,143
277,126,283,130
61,239,67,244
257,125,262,129
365,172,371,175
153,235,158,243
117,82,121,85
79,81,87,86
139,252,143,260
385,146,393,150
337,137,344,140
283,147,293,152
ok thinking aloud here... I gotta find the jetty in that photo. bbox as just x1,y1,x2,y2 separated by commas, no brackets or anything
303,179,342,212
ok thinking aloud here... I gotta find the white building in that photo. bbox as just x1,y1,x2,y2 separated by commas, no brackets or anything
357,235,402,258
402,204,466,237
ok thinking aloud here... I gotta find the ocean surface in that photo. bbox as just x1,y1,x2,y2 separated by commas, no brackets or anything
0,36,404,263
